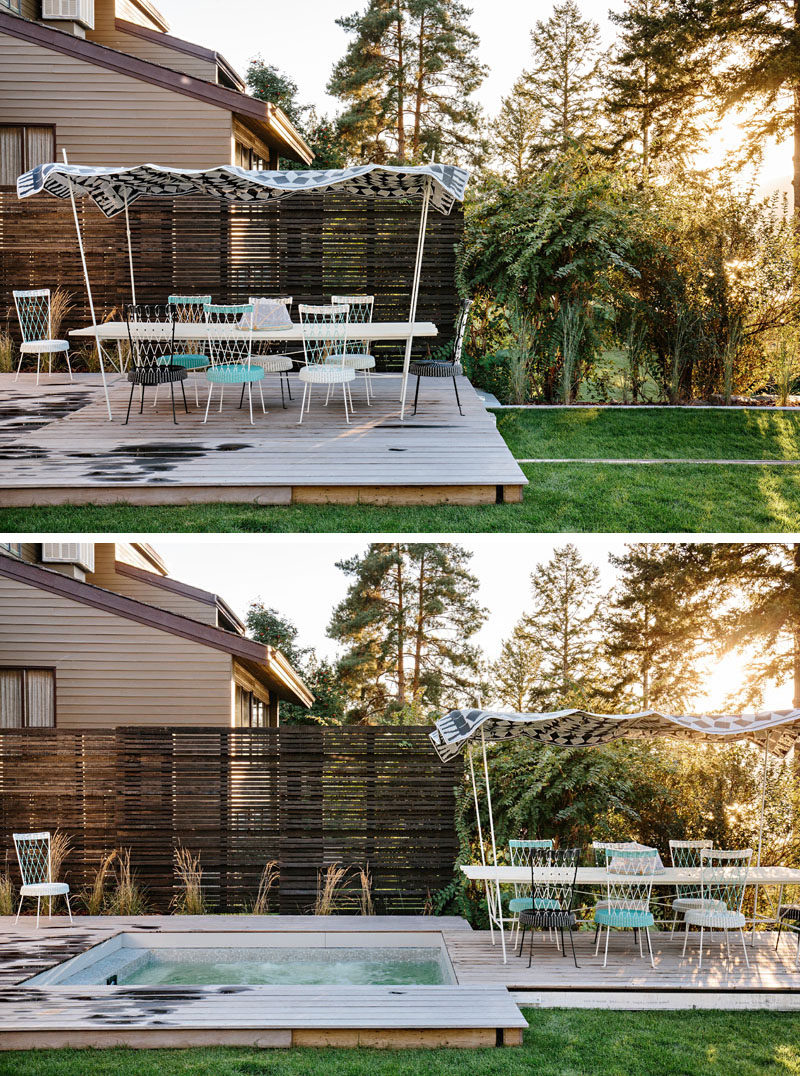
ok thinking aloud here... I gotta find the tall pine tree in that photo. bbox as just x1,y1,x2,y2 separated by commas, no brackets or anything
328,0,486,163
523,0,601,160
328,542,486,722
491,623,543,710
492,77,544,183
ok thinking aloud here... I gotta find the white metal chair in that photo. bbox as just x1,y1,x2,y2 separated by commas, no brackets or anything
248,296,296,408
203,303,266,425
13,831,73,928
12,289,73,385
682,848,752,969
165,294,213,405
330,294,376,404
297,304,356,425
669,839,722,930
508,839,554,944
409,298,471,416
594,846,658,968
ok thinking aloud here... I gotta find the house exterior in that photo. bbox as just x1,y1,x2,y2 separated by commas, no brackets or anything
0,541,312,729
0,0,312,184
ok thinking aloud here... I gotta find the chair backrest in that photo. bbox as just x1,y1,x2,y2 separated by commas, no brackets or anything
604,846,658,912
13,831,51,886
298,304,349,367
670,839,712,900
452,298,473,365
700,848,751,912
204,303,253,366
530,846,580,914
13,289,51,343
332,295,374,353
126,304,176,369
509,839,554,867
168,295,212,323
249,296,293,309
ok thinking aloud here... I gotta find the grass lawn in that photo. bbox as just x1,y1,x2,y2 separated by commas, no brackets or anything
4,408,800,533
3,1009,800,1075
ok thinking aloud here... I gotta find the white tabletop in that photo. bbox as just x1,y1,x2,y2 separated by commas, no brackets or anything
461,864,800,886
70,321,439,342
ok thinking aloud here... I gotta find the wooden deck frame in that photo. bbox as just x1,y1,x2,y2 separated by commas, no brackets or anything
0,372,526,507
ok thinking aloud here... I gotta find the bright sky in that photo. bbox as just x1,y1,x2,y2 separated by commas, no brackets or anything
162,0,791,190
148,536,792,713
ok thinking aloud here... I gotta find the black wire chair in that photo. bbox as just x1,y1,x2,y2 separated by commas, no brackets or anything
124,304,189,424
410,298,472,417
517,846,581,968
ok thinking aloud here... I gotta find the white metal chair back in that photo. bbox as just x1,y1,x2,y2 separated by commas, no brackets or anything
168,295,212,324
299,304,350,367
13,289,52,343
331,294,373,351
670,839,712,901
126,304,176,370
453,298,473,365
699,848,751,913
205,303,254,368
249,295,293,309
13,831,52,887
510,839,554,906
603,846,658,919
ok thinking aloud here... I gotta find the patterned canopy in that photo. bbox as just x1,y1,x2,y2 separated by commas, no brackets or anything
430,707,800,763
16,162,470,218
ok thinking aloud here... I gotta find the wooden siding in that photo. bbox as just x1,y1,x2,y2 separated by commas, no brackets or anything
18,0,37,20
87,544,218,625
114,0,167,32
0,33,233,167
88,3,219,84
0,574,234,727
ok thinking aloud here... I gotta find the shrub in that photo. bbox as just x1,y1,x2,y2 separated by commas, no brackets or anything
172,847,207,915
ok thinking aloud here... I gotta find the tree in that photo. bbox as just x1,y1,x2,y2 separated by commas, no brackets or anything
603,544,712,710
523,0,601,159
491,624,543,711
328,542,486,722
492,77,543,183
246,59,309,129
246,603,346,725
328,0,487,163
519,544,603,709
604,0,707,182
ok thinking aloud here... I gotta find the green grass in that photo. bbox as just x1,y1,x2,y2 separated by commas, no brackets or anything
3,1009,800,1075
495,407,800,461
5,408,800,532
3,463,800,532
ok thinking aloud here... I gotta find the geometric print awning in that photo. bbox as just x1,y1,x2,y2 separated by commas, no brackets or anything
429,707,800,763
16,162,471,218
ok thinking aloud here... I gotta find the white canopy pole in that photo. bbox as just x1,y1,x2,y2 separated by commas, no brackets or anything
468,743,494,943
399,177,432,421
752,730,771,940
124,196,136,307
62,150,112,421
481,729,506,962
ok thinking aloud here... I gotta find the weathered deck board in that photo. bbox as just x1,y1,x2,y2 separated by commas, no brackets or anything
0,372,526,506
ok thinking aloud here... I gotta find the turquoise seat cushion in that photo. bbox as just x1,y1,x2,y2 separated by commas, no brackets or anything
509,897,532,914
206,363,264,384
595,907,654,929
162,353,210,369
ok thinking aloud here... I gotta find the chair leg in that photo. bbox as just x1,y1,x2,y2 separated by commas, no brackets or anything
325,382,332,406
180,379,189,414
739,929,750,969
413,374,421,414
559,926,566,958
15,895,24,925
36,353,41,386
342,381,350,424
297,384,307,425
140,384,146,413
219,384,224,411
528,924,535,969
169,378,177,424
248,382,254,425
517,924,526,958
453,374,464,416
194,376,200,407
65,892,73,926
698,926,703,969
594,923,602,956
239,382,246,409
36,896,40,930
682,921,690,958
279,374,286,409
258,380,266,414
65,348,73,382
286,372,293,401
569,925,579,968
637,928,644,959
645,928,655,969
603,925,611,968
203,384,214,423
14,349,24,382
124,383,135,425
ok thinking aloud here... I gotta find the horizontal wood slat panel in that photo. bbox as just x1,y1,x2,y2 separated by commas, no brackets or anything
0,190,462,370
0,727,461,914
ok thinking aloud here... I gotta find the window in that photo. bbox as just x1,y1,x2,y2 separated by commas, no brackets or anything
234,141,265,171
0,544,23,559
0,669,55,728
0,125,55,186
0,0,22,13
235,686,268,728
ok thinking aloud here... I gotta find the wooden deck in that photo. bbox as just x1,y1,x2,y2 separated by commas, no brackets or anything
0,372,526,507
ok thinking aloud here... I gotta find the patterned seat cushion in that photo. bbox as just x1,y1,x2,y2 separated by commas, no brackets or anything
254,355,294,373
509,897,533,914
409,360,462,378
163,353,210,370
20,339,69,354
684,907,746,929
299,365,356,385
20,882,69,897
325,352,376,371
673,897,725,913
518,907,576,930
206,363,265,385
595,907,655,929
127,365,188,386
779,905,800,922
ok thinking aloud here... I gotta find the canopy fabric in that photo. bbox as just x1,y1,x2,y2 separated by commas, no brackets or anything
16,162,470,218
430,707,800,763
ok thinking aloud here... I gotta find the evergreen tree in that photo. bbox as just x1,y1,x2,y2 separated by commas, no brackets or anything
328,542,486,722
492,77,543,183
603,544,711,710
491,624,543,711
605,0,707,182
246,603,346,725
246,59,309,128
519,544,603,709
328,0,486,163
523,0,601,159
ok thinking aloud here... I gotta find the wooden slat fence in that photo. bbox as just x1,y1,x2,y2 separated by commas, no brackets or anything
0,189,462,369
0,727,461,914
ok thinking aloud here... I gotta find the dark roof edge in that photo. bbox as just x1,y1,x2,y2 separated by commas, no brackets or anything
0,554,312,706
114,18,245,91
115,559,247,634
